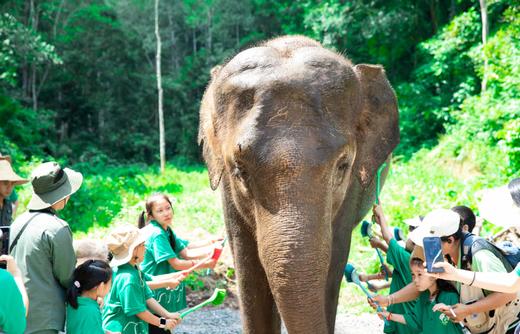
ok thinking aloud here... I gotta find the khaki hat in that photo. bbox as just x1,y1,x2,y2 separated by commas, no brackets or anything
27,162,83,210
106,225,149,267
408,209,460,247
410,245,426,262
0,160,28,185
477,178,520,227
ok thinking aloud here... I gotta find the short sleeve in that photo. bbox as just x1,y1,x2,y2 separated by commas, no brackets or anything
387,239,412,282
472,249,508,273
403,297,423,332
152,234,177,263
120,283,148,316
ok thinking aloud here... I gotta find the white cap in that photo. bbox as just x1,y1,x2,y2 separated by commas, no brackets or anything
408,209,460,247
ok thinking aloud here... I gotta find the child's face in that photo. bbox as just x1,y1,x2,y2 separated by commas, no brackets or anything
0,181,14,199
411,264,436,291
151,198,173,225
133,243,146,264
97,278,112,298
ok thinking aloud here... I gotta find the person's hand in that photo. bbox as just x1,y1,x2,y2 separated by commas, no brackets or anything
204,258,217,270
212,237,224,244
423,261,457,281
165,312,181,329
372,204,385,225
166,278,181,290
367,294,389,309
0,255,21,279
377,310,388,321
369,237,386,250
433,303,468,322
379,264,392,278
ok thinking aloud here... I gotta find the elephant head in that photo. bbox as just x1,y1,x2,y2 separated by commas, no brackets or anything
198,35,399,334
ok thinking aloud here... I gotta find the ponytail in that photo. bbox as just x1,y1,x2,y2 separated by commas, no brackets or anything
138,211,147,228
66,259,112,309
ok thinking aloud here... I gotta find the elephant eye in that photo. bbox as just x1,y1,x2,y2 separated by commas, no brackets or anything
335,158,350,186
232,161,248,180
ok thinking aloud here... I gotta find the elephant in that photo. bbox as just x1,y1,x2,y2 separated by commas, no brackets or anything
198,35,399,334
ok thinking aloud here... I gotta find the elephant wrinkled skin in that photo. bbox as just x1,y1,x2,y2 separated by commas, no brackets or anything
198,35,399,334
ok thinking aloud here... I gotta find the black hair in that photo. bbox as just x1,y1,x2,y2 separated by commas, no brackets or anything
451,205,476,233
138,193,174,228
409,258,457,294
66,260,112,309
509,178,520,208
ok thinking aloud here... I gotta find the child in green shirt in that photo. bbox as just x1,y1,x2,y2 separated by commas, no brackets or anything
103,225,181,334
66,260,112,334
138,193,220,333
377,247,464,334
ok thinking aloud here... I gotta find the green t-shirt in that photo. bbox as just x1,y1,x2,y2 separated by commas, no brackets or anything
515,263,520,276
0,269,26,334
102,264,154,334
385,238,415,334
66,297,104,334
403,289,463,334
8,190,18,203
140,221,189,312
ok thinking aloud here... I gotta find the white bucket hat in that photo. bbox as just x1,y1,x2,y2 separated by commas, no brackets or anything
408,209,460,247
106,225,150,267
477,178,520,227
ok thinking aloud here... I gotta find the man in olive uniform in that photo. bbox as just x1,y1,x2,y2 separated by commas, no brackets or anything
9,162,83,334
0,158,28,255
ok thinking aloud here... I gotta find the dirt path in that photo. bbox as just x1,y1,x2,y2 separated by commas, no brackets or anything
174,307,383,334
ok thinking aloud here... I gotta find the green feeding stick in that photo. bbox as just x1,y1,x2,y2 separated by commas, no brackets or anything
179,288,227,319
375,162,387,205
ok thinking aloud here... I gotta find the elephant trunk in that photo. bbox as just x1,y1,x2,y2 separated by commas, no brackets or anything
257,207,332,333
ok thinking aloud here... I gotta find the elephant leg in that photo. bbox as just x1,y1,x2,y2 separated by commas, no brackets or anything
224,204,281,334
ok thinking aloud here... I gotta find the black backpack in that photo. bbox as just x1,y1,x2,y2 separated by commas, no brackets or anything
461,232,520,272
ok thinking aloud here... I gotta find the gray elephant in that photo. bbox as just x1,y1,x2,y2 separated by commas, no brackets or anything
198,35,399,333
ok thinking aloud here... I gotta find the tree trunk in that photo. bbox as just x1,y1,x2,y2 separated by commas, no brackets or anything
30,0,39,110
429,0,438,34
207,6,212,53
479,0,489,92
192,28,197,54
155,0,166,173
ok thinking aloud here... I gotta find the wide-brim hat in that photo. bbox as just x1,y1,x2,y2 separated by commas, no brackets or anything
0,160,28,186
477,180,520,227
106,225,151,267
27,162,83,210
408,209,460,247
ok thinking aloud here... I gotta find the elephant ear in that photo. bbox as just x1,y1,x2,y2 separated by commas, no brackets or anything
198,66,224,190
353,64,400,189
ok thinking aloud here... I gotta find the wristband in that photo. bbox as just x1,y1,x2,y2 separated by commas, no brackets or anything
386,312,392,321
468,272,476,286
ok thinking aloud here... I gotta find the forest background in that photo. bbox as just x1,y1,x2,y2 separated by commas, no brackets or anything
1,0,519,313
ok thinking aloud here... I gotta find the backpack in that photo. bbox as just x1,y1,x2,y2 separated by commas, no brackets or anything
461,232,520,272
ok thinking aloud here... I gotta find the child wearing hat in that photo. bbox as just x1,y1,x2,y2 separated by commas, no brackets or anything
9,161,82,334
376,246,464,334
0,158,28,256
103,225,181,334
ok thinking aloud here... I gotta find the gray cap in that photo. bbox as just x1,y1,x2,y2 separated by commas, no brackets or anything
27,162,83,210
